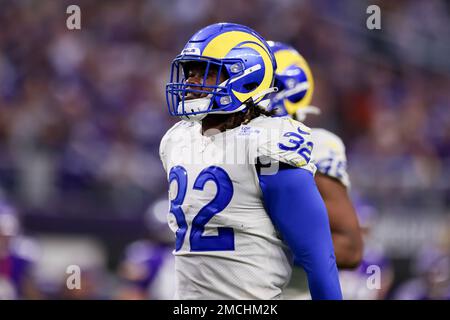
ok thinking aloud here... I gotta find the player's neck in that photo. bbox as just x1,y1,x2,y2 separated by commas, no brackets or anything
201,113,243,136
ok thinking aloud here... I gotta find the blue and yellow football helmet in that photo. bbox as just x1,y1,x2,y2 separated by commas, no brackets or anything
166,23,277,121
267,41,316,119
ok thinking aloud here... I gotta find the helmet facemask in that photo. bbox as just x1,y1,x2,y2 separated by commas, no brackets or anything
166,56,239,121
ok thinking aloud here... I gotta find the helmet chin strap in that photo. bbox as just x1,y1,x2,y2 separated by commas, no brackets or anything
180,87,279,122
178,78,279,122
253,86,279,102
177,79,228,122
178,96,212,122
274,81,309,101
253,87,279,109
294,105,321,122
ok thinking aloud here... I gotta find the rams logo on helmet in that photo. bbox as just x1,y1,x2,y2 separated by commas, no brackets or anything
267,41,315,117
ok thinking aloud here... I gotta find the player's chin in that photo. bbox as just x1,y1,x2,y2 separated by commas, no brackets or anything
185,92,210,100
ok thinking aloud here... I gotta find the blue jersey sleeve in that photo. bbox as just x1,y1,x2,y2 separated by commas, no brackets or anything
258,164,342,300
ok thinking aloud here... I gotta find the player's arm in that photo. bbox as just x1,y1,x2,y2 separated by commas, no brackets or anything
315,173,363,269
312,129,363,269
258,164,342,300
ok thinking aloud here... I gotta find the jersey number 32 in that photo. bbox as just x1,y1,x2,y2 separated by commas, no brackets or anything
169,165,234,252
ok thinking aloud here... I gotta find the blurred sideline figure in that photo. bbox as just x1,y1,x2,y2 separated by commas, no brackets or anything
116,240,175,300
393,230,450,300
267,41,363,269
116,199,175,300
0,200,41,299
338,194,394,299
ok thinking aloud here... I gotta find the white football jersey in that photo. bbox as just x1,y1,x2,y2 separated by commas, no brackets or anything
159,115,315,300
310,128,350,188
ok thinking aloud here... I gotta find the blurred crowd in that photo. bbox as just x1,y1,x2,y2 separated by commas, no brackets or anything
0,0,449,299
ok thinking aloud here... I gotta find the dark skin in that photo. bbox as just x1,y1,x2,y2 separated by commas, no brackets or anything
315,173,363,269
186,62,363,269
184,61,252,134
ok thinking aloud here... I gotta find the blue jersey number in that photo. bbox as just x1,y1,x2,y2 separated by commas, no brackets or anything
169,166,188,251
169,166,234,252
278,127,313,163
315,154,347,180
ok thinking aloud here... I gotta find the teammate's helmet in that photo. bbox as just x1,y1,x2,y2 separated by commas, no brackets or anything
166,23,277,121
267,41,314,118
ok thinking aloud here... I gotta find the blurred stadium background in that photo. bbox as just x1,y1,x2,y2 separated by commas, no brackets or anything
0,0,449,299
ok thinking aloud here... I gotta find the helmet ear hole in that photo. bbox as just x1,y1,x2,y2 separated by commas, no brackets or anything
243,82,258,91
274,78,285,91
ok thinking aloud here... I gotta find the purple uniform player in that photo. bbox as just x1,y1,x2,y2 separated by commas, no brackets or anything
0,201,41,299
339,195,394,299
394,244,450,300
117,240,175,300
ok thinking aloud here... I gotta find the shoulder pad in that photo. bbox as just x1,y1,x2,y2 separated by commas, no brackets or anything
247,116,316,172
311,128,350,188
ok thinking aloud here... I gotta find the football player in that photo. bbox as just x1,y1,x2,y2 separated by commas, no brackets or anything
116,239,175,300
161,23,342,299
0,201,41,299
394,242,449,300
267,41,363,269
338,196,393,299
116,200,176,300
